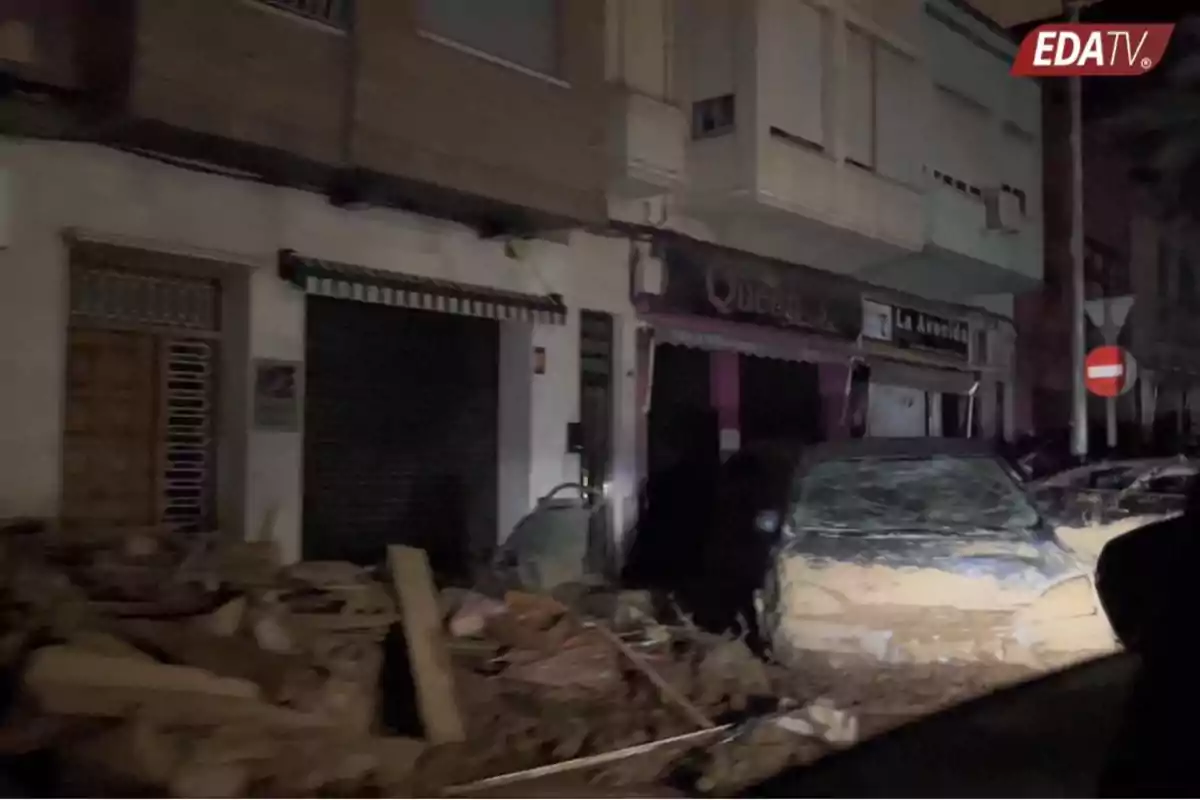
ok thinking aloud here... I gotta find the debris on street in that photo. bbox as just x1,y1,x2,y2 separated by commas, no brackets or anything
0,516,1028,797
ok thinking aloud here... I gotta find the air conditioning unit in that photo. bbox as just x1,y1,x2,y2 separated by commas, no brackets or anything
984,189,1022,234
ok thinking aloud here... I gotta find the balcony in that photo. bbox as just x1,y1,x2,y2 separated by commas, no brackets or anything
608,88,687,199
673,0,928,274
758,137,924,251
928,180,1041,288
857,180,1042,302
680,120,926,276
854,0,1043,303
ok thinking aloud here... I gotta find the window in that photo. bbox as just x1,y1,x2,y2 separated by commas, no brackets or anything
253,0,351,28
416,0,560,77
761,0,826,147
692,94,736,139
845,27,875,169
875,42,922,185
932,88,992,190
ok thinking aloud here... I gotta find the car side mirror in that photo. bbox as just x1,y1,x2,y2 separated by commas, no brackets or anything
1095,515,1194,652
754,510,781,535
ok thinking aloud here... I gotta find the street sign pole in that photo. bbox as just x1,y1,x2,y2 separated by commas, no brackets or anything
1104,302,1117,449
1084,295,1135,450
1068,0,1088,460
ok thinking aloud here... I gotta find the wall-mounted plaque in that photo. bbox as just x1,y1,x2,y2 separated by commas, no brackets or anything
253,358,301,432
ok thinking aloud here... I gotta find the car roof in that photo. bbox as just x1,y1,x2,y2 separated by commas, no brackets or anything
799,437,999,465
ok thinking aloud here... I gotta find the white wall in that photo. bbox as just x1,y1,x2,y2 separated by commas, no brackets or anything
0,139,637,563
868,383,927,436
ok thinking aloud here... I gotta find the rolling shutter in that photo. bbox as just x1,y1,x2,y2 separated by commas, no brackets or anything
303,297,499,574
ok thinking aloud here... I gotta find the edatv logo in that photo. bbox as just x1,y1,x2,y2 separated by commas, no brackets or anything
1012,24,1175,76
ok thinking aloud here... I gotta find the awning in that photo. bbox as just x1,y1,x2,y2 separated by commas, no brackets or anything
278,249,567,325
867,358,978,395
642,312,859,364
644,312,978,394
858,340,978,394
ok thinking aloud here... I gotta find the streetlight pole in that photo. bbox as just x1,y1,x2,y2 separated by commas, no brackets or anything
1068,0,1089,460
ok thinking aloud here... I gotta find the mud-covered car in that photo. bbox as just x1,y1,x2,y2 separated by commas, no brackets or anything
1029,457,1198,528
755,438,1116,669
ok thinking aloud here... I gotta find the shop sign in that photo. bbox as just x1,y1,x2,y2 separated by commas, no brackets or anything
861,300,894,341
862,299,969,358
655,243,862,339
892,306,970,358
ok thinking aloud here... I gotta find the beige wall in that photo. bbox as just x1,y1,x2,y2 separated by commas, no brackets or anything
127,0,608,223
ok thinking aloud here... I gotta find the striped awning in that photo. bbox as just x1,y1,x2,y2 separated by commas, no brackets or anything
278,249,567,325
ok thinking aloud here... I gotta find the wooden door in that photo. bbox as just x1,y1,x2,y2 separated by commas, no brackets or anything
61,328,160,527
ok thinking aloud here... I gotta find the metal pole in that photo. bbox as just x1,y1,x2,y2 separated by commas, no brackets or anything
1104,302,1118,450
1106,396,1117,448
1068,0,1089,459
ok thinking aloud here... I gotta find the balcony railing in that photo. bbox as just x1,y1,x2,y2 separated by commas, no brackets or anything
251,0,351,29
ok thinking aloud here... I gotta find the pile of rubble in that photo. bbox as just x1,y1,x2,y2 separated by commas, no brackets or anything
0,520,860,797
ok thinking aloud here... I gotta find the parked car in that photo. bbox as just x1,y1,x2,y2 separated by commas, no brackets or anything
1006,425,1172,482
754,438,1115,669
1028,457,1198,528
738,499,1200,797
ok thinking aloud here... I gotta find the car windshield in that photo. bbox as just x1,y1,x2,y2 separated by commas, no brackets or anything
790,454,1041,535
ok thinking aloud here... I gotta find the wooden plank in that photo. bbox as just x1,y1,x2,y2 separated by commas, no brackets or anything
585,622,716,730
441,725,733,796
386,545,465,744
112,620,309,698
24,646,336,730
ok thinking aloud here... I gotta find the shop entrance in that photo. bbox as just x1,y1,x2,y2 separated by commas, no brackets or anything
303,297,499,574
867,383,928,437
646,344,716,477
739,357,822,446
627,343,716,591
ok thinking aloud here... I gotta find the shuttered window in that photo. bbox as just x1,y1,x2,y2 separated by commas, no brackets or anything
874,42,923,185
687,0,737,100
416,0,560,77
844,26,875,168
761,0,826,146
932,87,993,189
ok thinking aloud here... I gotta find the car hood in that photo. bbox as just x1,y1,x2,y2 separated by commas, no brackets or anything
768,530,1088,617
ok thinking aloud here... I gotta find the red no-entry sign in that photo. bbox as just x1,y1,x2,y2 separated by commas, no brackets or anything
1085,345,1130,397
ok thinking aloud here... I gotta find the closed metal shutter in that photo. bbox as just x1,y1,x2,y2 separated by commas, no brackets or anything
303,297,499,573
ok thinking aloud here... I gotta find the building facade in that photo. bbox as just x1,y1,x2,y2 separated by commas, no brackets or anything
606,0,1040,462
0,0,641,570
0,0,1049,569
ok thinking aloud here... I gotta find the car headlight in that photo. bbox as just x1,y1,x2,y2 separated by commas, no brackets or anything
1019,576,1098,622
